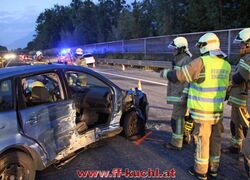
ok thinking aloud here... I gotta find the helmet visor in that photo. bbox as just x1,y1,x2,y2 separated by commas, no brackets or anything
196,39,218,48
233,34,243,44
195,42,207,48
168,41,177,49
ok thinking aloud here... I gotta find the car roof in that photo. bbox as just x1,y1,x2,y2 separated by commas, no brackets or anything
0,64,93,80
0,64,121,90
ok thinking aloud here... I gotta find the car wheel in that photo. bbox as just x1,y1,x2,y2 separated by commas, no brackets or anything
0,151,35,180
123,111,138,138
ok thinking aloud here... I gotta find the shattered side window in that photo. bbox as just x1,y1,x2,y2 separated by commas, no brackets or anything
0,79,13,112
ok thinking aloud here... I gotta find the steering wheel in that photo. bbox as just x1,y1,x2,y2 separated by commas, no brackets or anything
48,84,61,101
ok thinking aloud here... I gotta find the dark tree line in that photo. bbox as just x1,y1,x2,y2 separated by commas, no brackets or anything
0,45,8,51
26,0,250,50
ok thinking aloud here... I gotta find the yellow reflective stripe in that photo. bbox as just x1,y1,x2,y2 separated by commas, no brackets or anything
181,67,189,82
210,156,220,163
184,66,192,82
188,95,225,103
228,96,246,106
190,110,223,121
195,158,209,164
191,115,222,121
167,96,182,102
231,137,243,145
172,133,183,139
176,118,184,134
199,73,205,78
182,66,192,82
191,111,223,117
196,137,209,164
240,63,250,72
190,109,223,114
195,137,209,164
174,66,181,70
190,84,227,92
197,136,201,159
240,59,249,64
183,87,189,94
239,59,250,72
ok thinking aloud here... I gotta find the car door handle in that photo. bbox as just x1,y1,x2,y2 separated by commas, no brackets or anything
26,116,38,125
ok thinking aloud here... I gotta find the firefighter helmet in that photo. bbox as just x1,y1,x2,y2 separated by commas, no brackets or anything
234,28,250,56
234,28,250,44
196,33,220,54
168,37,192,57
31,81,45,88
76,48,83,55
168,37,188,49
36,51,43,57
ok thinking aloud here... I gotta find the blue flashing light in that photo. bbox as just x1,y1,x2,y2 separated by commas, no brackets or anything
61,49,67,55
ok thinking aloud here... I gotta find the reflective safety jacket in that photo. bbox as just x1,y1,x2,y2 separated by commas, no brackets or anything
173,55,231,123
75,57,87,67
228,54,250,107
162,53,192,104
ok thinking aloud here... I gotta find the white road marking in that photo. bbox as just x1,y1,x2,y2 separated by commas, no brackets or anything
96,70,168,86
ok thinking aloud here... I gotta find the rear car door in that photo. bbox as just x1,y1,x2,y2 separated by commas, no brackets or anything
0,79,20,148
18,72,76,160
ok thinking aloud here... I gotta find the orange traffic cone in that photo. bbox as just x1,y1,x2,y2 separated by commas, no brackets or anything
138,80,142,91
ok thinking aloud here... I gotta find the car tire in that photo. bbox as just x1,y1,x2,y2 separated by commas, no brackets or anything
0,151,35,180
123,110,139,138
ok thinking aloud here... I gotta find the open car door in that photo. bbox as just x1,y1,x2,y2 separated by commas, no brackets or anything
65,71,113,132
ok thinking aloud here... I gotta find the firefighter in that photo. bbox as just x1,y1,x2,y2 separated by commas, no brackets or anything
160,36,193,150
33,51,46,65
166,32,231,179
243,93,250,178
35,51,43,61
227,28,250,177
75,48,87,67
224,28,250,155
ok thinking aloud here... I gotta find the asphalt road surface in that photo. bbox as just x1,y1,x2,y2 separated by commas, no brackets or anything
36,64,247,180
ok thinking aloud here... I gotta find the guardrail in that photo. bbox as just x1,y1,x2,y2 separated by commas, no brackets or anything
88,28,242,59
34,28,243,62
96,58,236,71
97,58,171,69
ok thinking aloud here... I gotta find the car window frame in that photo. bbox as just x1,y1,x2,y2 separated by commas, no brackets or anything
64,70,113,92
17,70,68,109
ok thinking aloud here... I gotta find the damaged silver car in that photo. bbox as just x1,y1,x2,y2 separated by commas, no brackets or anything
0,64,148,179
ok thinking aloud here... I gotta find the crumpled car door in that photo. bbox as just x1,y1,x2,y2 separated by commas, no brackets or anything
19,100,76,160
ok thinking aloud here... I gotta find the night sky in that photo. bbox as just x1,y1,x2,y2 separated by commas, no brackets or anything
0,0,134,49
